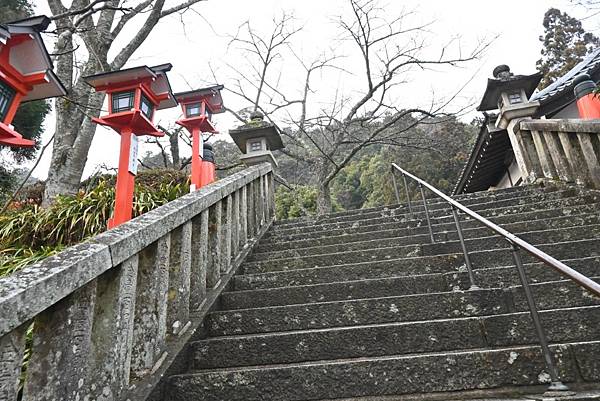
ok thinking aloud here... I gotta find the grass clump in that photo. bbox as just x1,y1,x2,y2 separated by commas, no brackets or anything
0,169,189,277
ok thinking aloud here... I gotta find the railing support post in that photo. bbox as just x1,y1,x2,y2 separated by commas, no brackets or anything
418,183,435,243
391,168,401,204
509,243,570,394
451,207,478,290
401,172,413,217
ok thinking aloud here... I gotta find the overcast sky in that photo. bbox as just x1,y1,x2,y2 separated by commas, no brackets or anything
27,0,593,179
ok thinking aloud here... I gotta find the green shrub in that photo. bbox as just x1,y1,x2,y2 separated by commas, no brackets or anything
0,170,190,277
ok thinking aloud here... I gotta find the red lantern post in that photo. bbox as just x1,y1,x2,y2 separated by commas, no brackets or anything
574,74,600,119
174,85,225,190
0,16,67,147
84,64,177,228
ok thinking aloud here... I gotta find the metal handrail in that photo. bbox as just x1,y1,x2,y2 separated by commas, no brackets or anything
391,162,600,394
392,163,600,296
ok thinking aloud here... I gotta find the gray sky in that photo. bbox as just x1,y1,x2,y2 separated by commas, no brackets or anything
28,0,591,179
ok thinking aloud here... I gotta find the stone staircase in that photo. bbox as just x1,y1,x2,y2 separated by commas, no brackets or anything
165,183,600,401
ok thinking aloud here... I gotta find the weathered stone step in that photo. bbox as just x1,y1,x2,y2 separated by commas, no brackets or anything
243,240,600,282
273,184,547,226
226,251,600,308
261,202,600,245
262,195,599,242
208,279,600,336
267,189,579,235
314,189,576,227
271,185,563,230
167,341,599,401
251,214,600,260
243,227,600,274
420,224,600,257
193,306,599,369
234,253,599,293
316,389,600,401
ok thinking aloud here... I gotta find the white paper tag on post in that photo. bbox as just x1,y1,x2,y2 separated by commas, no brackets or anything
199,135,204,159
129,133,139,175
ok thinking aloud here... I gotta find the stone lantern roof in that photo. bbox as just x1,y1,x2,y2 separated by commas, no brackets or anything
476,65,542,111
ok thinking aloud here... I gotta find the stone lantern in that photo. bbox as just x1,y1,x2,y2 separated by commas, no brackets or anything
477,65,542,129
477,65,544,184
228,111,284,167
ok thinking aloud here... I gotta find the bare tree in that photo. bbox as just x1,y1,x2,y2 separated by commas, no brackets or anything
42,0,208,205
220,0,490,214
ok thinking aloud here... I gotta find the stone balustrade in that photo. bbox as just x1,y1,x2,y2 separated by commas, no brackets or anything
518,119,600,188
0,163,275,401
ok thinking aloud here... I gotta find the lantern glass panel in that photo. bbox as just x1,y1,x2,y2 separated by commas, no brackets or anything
186,102,202,117
112,91,135,113
140,92,154,119
0,80,16,122
508,92,522,105
250,140,262,152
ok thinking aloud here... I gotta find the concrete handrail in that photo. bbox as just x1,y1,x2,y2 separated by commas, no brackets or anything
0,162,275,401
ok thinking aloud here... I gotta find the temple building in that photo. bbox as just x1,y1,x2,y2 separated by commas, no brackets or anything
454,48,600,194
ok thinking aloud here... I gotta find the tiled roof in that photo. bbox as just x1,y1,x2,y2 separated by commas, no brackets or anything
531,47,600,103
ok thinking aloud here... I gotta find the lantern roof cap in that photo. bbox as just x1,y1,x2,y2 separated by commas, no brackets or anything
477,65,542,111
4,15,51,32
83,63,177,110
228,113,284,152
174,84,225,114
1,15,67,102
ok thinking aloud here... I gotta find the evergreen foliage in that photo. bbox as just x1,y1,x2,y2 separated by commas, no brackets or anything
0,0,33,21
537,8,599,89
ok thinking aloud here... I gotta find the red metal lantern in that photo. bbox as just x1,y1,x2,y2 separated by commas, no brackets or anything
174,85,225,190
574,74,600,119
0,16,67,147
84,64,177,228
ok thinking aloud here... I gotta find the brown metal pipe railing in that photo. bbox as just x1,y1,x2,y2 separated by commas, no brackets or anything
391,162,600,393
392,163,600,297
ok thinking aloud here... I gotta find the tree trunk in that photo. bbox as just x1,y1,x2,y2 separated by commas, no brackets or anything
43,92,105,205
316,183,333,215
169,131,180,168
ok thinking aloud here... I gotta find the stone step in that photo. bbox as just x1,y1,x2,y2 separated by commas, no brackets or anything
266,189,580,235
420,224,600,257
314,189,577,227
271,185,563,230
233,253,600,293
251,214,600,260
261,202,600,246
193,305,600,369
243,239,600,280
272,184,548,226
208,279,600,336
262,196,599,243
315,389,600,401
167,341,599,401
234,255,600,291
243,227,600,274
226,251,600,308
